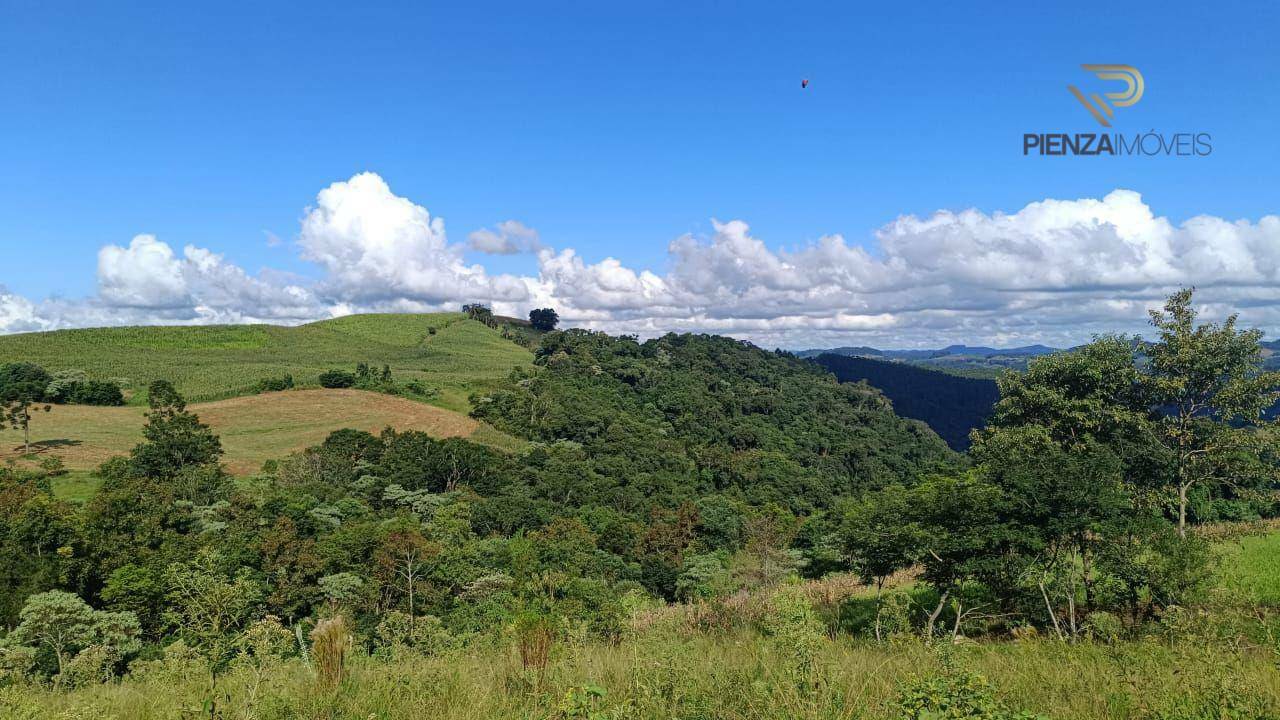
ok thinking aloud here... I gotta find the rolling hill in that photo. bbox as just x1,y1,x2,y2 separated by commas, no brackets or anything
0,388,524,476
811,353,999,450
0,312,533,412
0,314,535,483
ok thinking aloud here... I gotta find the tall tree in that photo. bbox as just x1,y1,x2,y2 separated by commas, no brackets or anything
10,590,139,684
839,484,924,640
528,307,560,332
1142,289,1280,535
129,380,223,478
375,526,438,633
1,362,52,454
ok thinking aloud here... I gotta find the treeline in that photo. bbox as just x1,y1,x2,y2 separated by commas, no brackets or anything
0,289,1276,692
0,364,125,407
1,363,125,454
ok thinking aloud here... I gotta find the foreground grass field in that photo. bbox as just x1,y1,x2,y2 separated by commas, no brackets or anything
4,531,1277,720
0,313,533,412
3,625,1275,719
0,388,522,476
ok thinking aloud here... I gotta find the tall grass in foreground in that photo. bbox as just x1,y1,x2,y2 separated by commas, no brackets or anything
2,632,1276,720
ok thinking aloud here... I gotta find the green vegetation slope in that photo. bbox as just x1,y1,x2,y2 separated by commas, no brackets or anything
0,313,533,412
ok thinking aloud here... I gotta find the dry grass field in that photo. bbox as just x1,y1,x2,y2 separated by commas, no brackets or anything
0,388,522,476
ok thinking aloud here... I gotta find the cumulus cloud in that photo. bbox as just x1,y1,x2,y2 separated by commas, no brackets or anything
97,235,191,309
468,220,541,255
92,234,321,323
2,175,1278,348
524,190,1280,346
298,172,529,306
0,287,47,334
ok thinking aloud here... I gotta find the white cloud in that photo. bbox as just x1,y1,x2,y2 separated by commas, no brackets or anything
468,220,541,255
3,176,1278,349
0,287,47,334
92,234,322,323
97,235,191,309
298,172,529,306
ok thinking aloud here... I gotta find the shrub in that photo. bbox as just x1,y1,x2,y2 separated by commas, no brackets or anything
60,645,117,688
763,582,825,681
257,374,294,393
374,612,457,656
402,380,439,398
37,456,66,476
675,553,733,601
318,370,355,389
1085,611,1124,643
42,371,123,405
70,380,125,406
43,369,88,402
894,656,1047,720
0,644,38,684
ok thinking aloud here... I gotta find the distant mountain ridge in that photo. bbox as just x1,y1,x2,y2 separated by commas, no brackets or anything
810,339,1280,448
796,343,1064,379
796,344,1061,360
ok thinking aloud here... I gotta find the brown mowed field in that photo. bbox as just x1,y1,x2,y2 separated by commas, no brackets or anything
0,389,518,475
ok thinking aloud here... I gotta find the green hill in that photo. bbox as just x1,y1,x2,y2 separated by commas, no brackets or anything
0,313,534,413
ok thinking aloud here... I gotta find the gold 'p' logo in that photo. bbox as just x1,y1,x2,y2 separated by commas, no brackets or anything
1068,64,1144,127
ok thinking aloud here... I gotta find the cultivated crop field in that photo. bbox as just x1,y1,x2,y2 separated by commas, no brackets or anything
0,313,532,412
0,388,523,477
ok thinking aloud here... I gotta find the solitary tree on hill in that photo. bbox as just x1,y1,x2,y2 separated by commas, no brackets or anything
528,307,560,332
129,380,223,478
1,362,52,454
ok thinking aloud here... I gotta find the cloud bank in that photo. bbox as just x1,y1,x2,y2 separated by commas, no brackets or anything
2,172,1278,348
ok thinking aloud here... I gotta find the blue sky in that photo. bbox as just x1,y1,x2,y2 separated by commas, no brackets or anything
1,1,1278,347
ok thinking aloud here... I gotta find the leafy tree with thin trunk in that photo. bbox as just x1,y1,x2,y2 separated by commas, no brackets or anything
1,362,52,455
10,590,140,685
1142,288,1280,536
839,485,922,641
375,526,438,635
10,590,97,682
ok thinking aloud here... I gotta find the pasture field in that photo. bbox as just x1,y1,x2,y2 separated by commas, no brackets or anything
0,388,523,477
0,313,533,412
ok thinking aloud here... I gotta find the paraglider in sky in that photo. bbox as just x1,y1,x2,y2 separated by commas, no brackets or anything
801,78,809,89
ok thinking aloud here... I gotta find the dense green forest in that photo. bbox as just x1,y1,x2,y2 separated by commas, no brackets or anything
1,289,1279,719
811,354,1000,450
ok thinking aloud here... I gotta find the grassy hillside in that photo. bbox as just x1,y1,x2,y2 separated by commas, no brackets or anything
0,313,533,413
0,389,525,479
